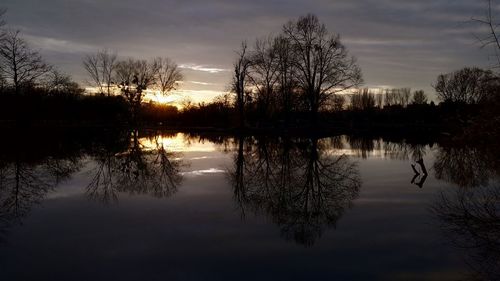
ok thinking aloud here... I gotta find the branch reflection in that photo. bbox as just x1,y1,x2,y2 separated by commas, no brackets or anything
0,145,82,241
432,144,500,280
229,136,361,246
86,130,185,203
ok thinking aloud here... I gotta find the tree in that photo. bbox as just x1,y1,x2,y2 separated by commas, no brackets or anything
0,8,6,40
398,88,411,107
350,88,375,110
411,90,428,105
82,49,117,96
434,67,495,104
375,92,384,108
154,57,183,96
274,34,296,124
249,36,279,118
0,30,51,95
115,58,160,121
331,94,346,111
231,42,252,127
283,14,362,123
384,88,412,107
43,69,84,96
472,0,500,68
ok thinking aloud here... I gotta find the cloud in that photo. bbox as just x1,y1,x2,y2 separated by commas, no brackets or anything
23,34,97,54
179,64,230,74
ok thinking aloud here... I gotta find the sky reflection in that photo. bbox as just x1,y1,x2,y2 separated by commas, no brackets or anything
0,131,498,280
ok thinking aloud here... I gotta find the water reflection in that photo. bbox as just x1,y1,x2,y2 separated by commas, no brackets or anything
431,144,500,280
434,145,499,188
433,184,500,281
0,131,84,241
2,130,500,279
0,129,185,241
228,136,361,246
86,131,185,204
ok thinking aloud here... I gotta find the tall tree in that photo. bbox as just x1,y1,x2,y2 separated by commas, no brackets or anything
231,42,252,128
472,0,500,68
0,30,51,95
114,58,159,121
283,14,362,123
43,69,83,95
434,67,494,104
0,8,6,39
274,35,296,124
411,90,428,105
154,57,183,96
249,36,279,118
82,49,117,96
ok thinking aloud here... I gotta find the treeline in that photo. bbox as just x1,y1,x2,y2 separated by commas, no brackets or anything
0,9,182,126
0,9,498,137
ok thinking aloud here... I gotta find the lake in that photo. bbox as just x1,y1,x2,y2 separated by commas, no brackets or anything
0,130,498,281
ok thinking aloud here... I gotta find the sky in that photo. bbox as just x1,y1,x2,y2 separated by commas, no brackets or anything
1,0,498,103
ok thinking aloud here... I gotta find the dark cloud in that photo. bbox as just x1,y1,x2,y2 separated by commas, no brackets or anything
1,0,497,100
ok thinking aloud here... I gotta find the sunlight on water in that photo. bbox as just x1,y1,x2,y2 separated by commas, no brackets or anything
139,132,219,152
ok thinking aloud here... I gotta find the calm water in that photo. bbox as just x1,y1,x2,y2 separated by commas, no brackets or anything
0,130,498,281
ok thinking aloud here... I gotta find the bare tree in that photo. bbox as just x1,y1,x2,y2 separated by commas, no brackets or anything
472,0,500,67
154,57,183,96
82,49,117,96
274,34,296,123
0,30,51,95
398,88,412,107
411,90,428,105
115,58,159,121
375,92,384,108
283,14,362,123
43,69,83,95
434,67,495,104
249,36,280,118
331,94,346,111
0,8,6,39
384,88,412,107
231,42,252,128
350,88,376,110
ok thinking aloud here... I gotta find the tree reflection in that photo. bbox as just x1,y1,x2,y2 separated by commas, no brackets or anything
229,136,361,246
432,141,500,280
0,129,185,242
86,130,185,203
432,184,500,281
434,146,495,188
0,154,81,241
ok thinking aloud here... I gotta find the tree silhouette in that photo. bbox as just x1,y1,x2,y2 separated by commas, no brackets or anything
154,57,183,97
82,49,117,96
411,90,428,105
434,67,495,104
231,42,252,128
283,14,362,123
249,36,280,119
0,30,51,95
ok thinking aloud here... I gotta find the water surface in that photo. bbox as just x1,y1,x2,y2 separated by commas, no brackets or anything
0,130,498,280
